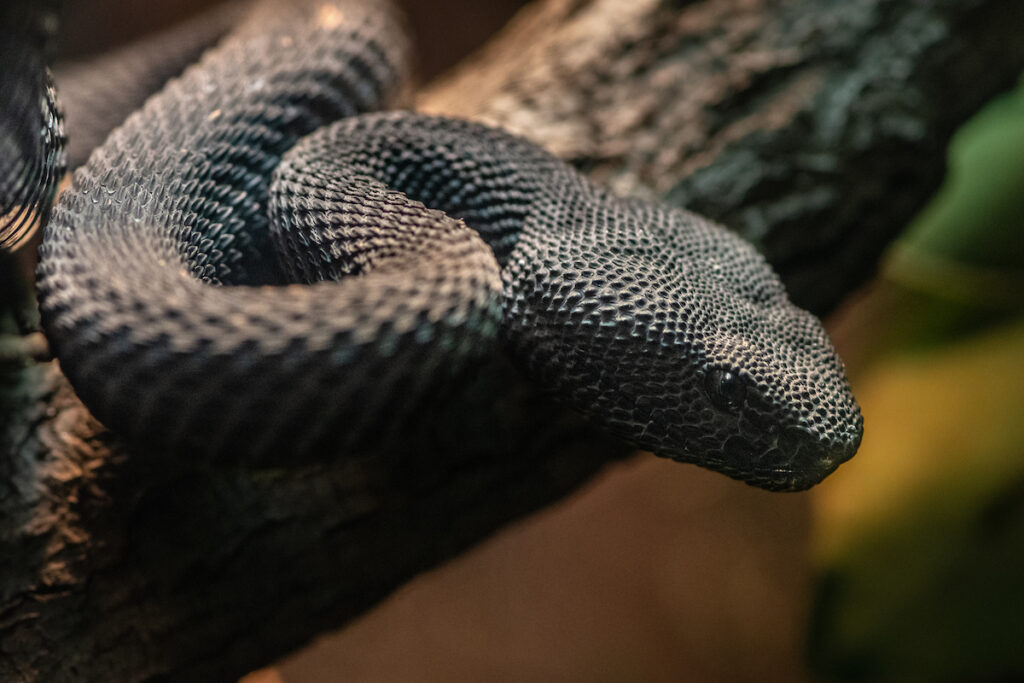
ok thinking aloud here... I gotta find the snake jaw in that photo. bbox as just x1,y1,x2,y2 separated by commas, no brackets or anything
654,417,861,492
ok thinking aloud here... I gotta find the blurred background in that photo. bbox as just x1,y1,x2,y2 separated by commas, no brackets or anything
57,0,528,82
52,1,1024,681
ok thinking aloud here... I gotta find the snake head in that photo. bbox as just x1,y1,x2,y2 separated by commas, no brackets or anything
506,197,862,492
678,296,864,492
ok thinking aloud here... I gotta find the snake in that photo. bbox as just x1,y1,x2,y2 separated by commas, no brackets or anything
0,1,64,251
15,0,862,491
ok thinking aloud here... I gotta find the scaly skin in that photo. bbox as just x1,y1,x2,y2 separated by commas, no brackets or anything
33,0,860,490
0,0,64,250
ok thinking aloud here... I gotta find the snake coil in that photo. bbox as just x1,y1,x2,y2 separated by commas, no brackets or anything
30,0,861,490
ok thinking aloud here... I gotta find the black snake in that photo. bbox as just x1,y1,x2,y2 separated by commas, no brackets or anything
0,1,64,251
9,0,862,491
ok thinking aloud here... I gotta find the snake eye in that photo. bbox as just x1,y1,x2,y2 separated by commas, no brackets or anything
705,368,745,410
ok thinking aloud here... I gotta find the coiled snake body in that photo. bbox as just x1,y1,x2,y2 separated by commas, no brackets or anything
29,0,861,490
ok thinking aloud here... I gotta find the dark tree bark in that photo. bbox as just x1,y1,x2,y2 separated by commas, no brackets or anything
1,0,1022,681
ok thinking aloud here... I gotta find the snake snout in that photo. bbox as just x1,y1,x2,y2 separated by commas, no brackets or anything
766,420,862,491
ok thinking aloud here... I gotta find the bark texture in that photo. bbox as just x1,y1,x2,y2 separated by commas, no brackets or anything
1,353,626,682
2,0,1023,680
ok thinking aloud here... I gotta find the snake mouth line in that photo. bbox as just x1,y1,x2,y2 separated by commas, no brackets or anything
654,428,858,491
